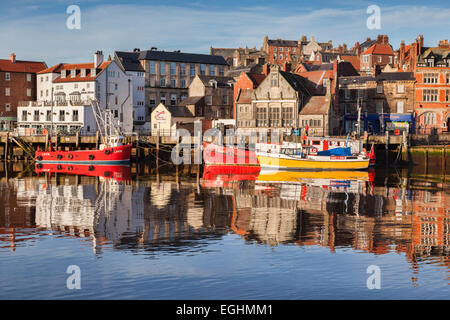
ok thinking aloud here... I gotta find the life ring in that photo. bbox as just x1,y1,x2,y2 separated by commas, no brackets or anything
57,165,62,170
88,165,95,171
56,154,63,160
68,154,74,159
310,147,317,154
89,154,95,160
104,149,111,155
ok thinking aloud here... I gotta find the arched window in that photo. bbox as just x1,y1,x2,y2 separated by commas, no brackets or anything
423,112,436,125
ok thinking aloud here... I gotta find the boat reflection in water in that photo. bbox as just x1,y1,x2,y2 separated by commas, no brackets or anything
35,163,132,182
201,165,449,278
202,166,376,245
26,164,230,253
0,163,448,291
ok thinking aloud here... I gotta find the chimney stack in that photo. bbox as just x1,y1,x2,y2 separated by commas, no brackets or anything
283,62,291,72
417,34,424,53
438,39,449,49
263,63,270,76
94,50,104,68
10,53,16,63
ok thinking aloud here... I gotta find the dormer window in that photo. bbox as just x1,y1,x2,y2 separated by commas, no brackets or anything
426,58,434,67
91,68,96,77
71,69,76,78
61,70,66,78
81,69,86,77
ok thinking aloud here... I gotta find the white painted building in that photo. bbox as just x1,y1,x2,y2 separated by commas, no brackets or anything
17,51,133,134
114,51,149,133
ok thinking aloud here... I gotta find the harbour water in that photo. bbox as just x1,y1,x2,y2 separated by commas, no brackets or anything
0,163,448,300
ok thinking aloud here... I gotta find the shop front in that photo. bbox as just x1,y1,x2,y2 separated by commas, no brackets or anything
344,113,414,134
383,114,415,134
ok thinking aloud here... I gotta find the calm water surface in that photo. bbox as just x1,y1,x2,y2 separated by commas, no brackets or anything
0,163,449,299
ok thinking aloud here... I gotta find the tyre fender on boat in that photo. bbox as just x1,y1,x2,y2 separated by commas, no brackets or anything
57,154,63,160
104,149,111,155
68,154,74,159
89,154,95,160
36,156,43,161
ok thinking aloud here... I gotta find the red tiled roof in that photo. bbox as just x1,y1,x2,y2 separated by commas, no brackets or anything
300,96,330,115
37,63,65,74
340,55,360,71
0,59,47,73
362,43,394,56
52,61,112,83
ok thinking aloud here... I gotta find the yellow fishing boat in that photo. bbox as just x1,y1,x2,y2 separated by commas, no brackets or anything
256,142,370,170
257,170,371,183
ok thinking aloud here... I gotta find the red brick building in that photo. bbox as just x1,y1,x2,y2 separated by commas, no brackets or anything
261,36,301,65
359,35,395,76
234,71,266,124
0,53,47,129
406,37,450,133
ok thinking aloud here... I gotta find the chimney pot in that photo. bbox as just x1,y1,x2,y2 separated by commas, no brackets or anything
10,53,16,63
94,51,104,68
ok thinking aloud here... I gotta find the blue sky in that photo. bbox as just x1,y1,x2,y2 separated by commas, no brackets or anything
1,0,449,66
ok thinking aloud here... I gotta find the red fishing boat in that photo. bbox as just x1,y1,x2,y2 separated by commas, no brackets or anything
202,165,261,188
35,99,132,164
35,139,132,165
203,142,258,165
35,163,132,182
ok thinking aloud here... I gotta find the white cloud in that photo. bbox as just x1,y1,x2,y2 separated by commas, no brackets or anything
0,3,449,66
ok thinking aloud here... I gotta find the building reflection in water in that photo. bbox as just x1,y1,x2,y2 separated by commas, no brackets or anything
0,165,448,284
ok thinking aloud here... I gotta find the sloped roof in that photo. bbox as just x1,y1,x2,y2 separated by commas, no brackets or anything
38,63,65,74
268,39,298,47
300,63,333,72
362,43,394,55
178,96,204,107
247,73,266,87
115,51,145,72
53,61,112,83
137,50,228,65
360,38,376,49
197,75,234,87
375,72,415,81
340,55,360,71
418,47,450,64
300,96,331,115
167,105,194,117
279,71,310,95
0,59,47,73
